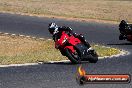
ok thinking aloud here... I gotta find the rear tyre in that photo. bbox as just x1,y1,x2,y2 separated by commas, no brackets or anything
65,48,81,64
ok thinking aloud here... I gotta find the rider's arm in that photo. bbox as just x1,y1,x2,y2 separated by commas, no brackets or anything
52,34,58,41
58,26,73,33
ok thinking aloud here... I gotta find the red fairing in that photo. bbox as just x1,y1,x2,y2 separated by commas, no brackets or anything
68,36,81,45
55,32,69,49
55,31,81,53
127,35,132,41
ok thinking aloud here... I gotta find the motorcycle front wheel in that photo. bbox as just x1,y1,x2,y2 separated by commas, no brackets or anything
65,48,81,64
88,51,98,63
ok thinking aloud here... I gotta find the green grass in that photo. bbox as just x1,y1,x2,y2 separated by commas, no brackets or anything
0,34,120,65
0,0,132,22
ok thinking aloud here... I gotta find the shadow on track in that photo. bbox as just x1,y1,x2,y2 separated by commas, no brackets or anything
41,61,91,65
107,42,132,45
42,62,73,65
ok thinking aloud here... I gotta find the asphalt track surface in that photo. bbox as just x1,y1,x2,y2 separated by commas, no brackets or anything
0,13,132,88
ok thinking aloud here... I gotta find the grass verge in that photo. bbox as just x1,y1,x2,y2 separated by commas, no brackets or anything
0,0,132,22
0,34,120,65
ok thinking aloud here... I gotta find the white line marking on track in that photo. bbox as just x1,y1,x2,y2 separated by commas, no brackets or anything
26,36,30,38
11,34,16,36
39,38,44,40
4,33,9,35
0,63,40,67
19,35,25,37
32,37,36,39
48,39,52,40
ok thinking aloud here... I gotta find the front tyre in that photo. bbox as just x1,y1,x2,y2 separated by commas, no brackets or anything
119,34,125,40
88,51,98,63
65,48,81,64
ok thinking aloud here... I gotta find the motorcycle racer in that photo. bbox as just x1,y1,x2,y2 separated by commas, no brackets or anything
48,23,90,48
119,20,132,40
48,23,98,63
119,20,132,35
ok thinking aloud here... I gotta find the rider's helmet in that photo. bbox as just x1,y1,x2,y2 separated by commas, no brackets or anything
119,20,128,27
48,23,58,34
119,20,128,31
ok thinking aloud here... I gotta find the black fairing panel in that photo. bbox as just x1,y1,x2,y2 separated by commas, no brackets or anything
74,43,88,58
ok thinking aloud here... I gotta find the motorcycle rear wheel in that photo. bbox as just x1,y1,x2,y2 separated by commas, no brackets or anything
65,48,81,64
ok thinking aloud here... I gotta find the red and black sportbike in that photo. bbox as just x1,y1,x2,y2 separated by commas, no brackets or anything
119,20,132,42
54,31,98,64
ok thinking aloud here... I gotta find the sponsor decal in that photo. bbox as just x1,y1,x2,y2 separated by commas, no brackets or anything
76,66,131,85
